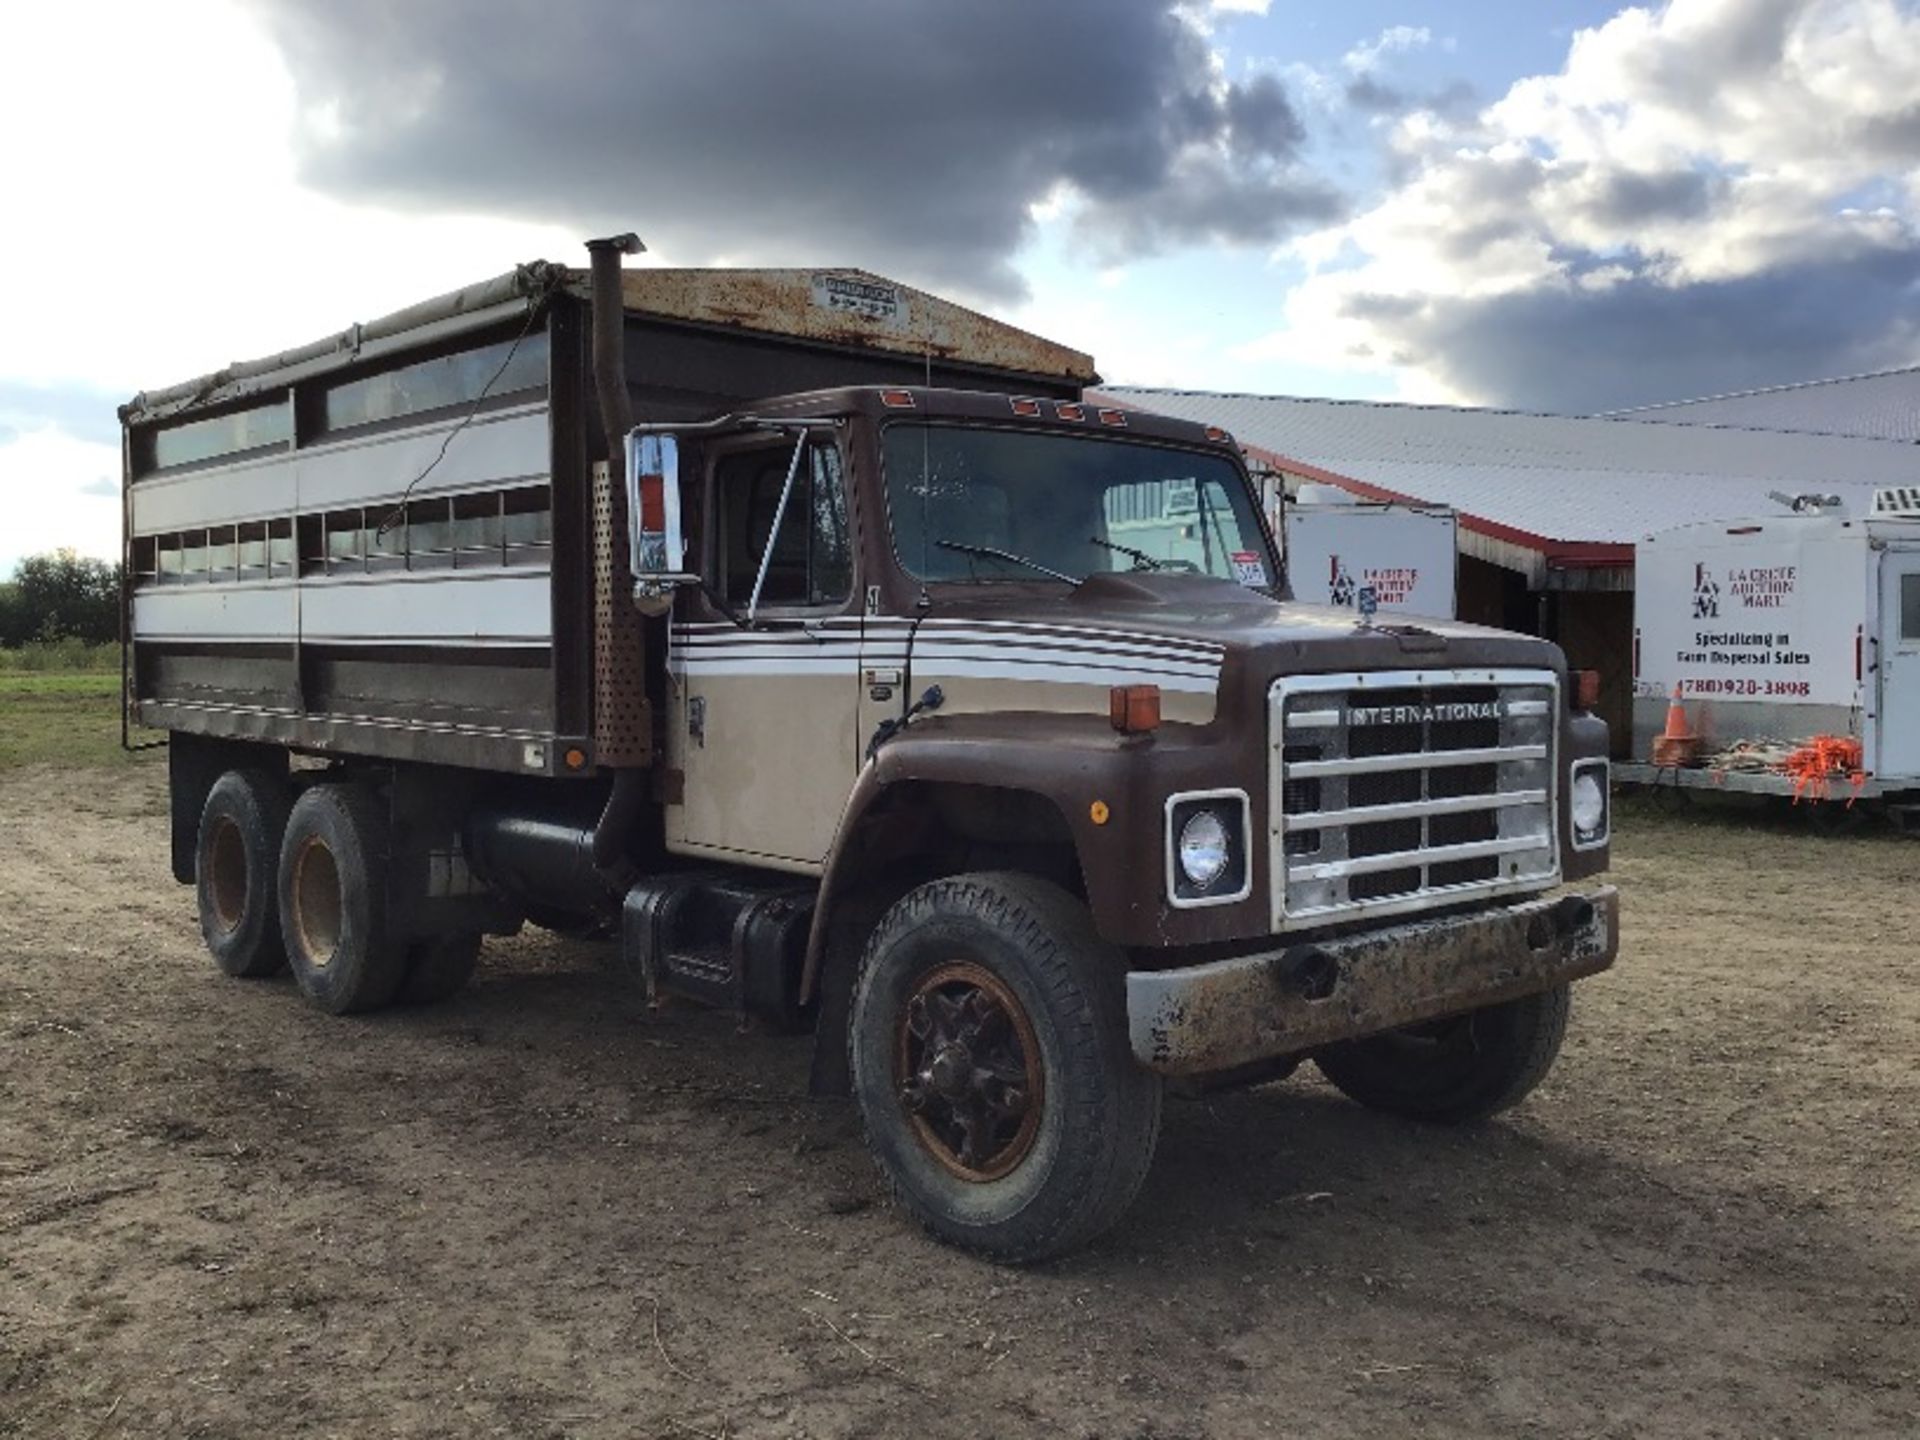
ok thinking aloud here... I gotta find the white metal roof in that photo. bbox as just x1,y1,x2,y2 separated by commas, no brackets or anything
1608,362,1920,442
1098,387,1920,551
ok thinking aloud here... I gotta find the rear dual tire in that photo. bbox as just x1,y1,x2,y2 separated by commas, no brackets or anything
195,772,481,1012
195,769,293,979
277,784,408,1015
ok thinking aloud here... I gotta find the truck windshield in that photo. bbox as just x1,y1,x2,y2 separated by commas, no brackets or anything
883,424,1272,587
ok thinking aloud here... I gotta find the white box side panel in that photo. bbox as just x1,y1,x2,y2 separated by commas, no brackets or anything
132,454,297,534
128,405,550,536
298,572,552,645
133,585,298,641
296,407,549,511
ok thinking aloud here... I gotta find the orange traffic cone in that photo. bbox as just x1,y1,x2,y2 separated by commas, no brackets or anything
1653,683,1700,767
1663,684,1692,740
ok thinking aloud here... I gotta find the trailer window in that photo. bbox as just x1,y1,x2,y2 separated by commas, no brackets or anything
145,399,291,473
268,518,295,578
156,535,184,584
402,498,454,567
452,492,504,561
321,331,550,435
502,486,554,565
180,531,210,581
1903,573,1920,641
326,511,366,572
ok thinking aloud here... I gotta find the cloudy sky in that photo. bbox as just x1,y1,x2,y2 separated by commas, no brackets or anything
4,0,1918,573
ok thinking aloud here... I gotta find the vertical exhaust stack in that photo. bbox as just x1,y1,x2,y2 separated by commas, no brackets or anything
585,233,651,875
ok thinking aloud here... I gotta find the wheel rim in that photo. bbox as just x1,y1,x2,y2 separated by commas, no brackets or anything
289,835,343,968
894,961,1044,1182
206,816,248,934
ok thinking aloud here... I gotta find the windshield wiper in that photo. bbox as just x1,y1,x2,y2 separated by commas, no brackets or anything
933,539,1079,585
1088,535,1166,571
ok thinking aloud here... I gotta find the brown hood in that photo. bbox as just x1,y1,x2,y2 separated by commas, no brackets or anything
921,571,1562,685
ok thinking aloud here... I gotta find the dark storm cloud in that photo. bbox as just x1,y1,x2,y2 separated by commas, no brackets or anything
1343,75,1404,115
1349,246,1920,414
1582,169,1718,227
252,0,1342,301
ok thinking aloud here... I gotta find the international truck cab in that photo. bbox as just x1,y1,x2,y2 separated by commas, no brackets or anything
123,243,1617,1261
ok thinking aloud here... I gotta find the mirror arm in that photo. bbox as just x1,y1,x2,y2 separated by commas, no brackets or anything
746,430,809,624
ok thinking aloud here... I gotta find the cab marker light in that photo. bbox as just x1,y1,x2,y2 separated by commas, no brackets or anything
1055,401,1086,422
880,389,915,408
1097,407,1127,427
1010,397,1042,417
1109,684,1162,734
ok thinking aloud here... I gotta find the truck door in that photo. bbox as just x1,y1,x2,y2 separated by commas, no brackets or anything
667,435,860,867
1879,547,1920,780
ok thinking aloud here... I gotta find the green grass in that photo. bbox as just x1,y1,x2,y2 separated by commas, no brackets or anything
0,669,152,769
0,639,120,673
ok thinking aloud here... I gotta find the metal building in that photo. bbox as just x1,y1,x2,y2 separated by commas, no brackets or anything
1101,387,1920,752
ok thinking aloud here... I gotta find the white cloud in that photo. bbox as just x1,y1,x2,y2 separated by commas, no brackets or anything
0,0,583,565
1210,0,1272,14
0,2,578,397
1343,24,1432,73
0,429,122,573
1249,0,1920,410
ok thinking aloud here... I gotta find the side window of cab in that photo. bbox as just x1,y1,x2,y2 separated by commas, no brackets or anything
714,442,852,610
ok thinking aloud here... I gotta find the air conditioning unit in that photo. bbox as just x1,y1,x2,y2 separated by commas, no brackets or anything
1872,486,1920,518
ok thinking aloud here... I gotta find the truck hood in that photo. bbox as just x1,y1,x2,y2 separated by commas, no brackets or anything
922,571,1560,680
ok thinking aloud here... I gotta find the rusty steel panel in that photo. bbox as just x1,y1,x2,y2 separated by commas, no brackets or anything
1127,887,1619,1077
592,460,653,766
594,268,1096,385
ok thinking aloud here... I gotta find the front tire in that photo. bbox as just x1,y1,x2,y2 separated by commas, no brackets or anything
195,768,292,979
848,872,1162,1264
277,783,407,1015
1314,983,1571,1123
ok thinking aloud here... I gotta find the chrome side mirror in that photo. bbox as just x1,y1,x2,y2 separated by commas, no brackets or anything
625,432,692,602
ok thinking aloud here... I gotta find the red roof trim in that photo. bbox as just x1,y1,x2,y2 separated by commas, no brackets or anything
1243,443,1633,569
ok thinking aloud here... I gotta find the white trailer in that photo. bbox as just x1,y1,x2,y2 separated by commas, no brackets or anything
1624,495,1920,801
1281,487,1458,621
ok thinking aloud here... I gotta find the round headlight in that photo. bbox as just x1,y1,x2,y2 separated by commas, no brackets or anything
1571,770,1606,837
1178,809,1232,889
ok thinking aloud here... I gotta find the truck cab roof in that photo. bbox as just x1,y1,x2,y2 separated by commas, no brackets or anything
730,385,1241,456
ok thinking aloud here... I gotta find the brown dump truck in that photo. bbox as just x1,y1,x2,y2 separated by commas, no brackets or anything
120,238,1618,1261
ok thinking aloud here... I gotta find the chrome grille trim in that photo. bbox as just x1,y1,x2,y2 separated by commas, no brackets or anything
1285,743,1547,778
1293,788,1548,830
1269,668,1561,930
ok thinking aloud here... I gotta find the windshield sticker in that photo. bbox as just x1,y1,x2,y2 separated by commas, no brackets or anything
1231,550,1267,587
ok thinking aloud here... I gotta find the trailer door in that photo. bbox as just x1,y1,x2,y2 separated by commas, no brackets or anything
1879,547,1920,781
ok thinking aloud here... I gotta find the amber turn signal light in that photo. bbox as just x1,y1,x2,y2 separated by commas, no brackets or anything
1572,669,1602,711
1110,684,1162,734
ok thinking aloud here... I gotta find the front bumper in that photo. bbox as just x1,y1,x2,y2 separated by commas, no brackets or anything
1127,886,1619,1077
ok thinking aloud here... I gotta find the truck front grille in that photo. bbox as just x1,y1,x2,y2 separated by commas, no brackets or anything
1268,669,1560,928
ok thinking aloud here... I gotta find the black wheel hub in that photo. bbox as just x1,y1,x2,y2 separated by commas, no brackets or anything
895,962,1043,1182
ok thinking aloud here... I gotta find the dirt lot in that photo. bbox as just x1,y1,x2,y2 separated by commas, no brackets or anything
3,753,1917,1439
